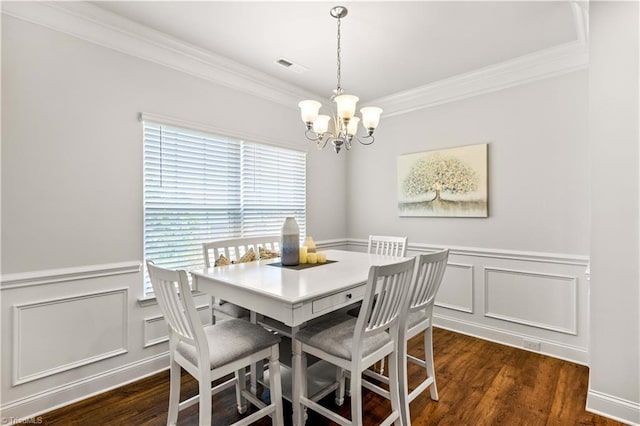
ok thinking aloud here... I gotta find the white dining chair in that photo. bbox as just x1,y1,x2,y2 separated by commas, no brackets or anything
368,235,408,257
146,260,284,426
360,249,449,426
292,257,415,426
203,236,281,323
348,235,408,376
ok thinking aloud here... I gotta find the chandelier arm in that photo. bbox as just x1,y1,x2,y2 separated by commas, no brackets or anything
317,135,332,150
356,134,376,146
304,129,322,142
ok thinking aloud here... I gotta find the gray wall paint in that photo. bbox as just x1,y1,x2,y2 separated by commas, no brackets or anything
1,16,347,275
588,1,640,420
347,71,589,255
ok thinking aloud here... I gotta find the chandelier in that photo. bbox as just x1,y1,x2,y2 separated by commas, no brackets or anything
298,6,383,154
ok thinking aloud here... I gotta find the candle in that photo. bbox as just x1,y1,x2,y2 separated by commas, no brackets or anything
307,253,317,264
316,252,327,264
299,246,308,264
304,236,316,253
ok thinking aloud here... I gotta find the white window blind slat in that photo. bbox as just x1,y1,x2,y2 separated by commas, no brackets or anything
143,122,306,295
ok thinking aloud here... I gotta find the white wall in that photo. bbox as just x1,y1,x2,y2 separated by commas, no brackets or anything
348,71,589,254
347,71,592,364
587,2,640,424
0,14,346,417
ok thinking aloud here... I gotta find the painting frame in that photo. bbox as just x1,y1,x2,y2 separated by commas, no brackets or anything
397,143,488,217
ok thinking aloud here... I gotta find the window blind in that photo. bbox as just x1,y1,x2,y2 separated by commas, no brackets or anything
241,142,306,237
143,122,306,295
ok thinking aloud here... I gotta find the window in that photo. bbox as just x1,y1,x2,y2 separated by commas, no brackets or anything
143,121,306,295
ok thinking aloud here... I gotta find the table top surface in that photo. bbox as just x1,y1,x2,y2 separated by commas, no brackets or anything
191,249,410,305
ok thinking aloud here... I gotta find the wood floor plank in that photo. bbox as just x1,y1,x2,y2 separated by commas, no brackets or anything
38,328,624,425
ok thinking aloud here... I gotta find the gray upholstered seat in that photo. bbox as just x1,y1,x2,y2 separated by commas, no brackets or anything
295,314,391,361
177,319,281,369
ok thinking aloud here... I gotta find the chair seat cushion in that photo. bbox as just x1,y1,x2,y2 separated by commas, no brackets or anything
177,319,281,369
295,314,391,361
213,300,250,318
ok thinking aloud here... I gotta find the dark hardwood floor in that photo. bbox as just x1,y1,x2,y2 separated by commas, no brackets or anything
40,328,622,425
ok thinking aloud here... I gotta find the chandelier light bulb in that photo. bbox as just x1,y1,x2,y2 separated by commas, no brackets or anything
360,107,383,130
334,94,359,119
298,100,321,124
346,117,360,136
313,115,331,134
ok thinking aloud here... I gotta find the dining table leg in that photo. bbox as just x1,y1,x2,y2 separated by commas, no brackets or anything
249,310,264,395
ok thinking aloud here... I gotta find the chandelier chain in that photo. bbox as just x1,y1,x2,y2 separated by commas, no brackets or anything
336,15,342,94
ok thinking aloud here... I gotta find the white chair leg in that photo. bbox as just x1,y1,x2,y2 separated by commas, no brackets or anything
335,367,345,406
167,360,181,426
292,340,305,426
398,338,411,426
198,369,212,426
425,327,439,401
268,345,284,426
235,368,248,414
349,368,363,426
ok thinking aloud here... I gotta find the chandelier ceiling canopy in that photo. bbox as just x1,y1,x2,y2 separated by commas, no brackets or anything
298,6,383,154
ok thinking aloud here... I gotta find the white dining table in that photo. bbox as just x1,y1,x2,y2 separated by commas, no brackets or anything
191,249,409,328
190,249,410,424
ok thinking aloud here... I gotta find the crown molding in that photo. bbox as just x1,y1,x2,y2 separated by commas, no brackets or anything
3,1,588,118
1,1,320,110
369,40,589,118
571,1,589,45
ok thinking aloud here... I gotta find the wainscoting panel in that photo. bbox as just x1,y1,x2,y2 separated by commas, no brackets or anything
348,239,589,365
435,263,474,313
484,267,577,335
12,289,129,385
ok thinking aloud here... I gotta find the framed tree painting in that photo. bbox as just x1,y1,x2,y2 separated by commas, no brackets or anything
397,143,488,217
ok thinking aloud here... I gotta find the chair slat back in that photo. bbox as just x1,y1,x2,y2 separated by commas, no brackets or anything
203,235,281,267
368,235,408,257
355,258,415,346
409,250,449,314
146,260,202,346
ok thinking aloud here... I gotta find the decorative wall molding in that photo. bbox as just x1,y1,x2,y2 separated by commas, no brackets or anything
1,261,141,290
0,1,319,110
13,289,129,385
587,389,640,426
434,313,588,365
371,41,589,117
347,238,589,266
0,352,169,420
1,2,588,118
483,267,578,335
435,263,474,314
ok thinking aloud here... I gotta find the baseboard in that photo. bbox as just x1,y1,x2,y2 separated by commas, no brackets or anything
433,313,588,365
587,389,640,426
0,352,169,420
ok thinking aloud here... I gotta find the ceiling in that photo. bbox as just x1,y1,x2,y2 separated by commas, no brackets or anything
91,1,579,104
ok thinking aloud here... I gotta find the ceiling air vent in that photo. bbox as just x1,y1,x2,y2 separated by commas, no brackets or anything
276,57,307,74
277,58,293,67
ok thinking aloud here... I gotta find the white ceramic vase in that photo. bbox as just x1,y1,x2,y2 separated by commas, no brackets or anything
281,216,300,266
